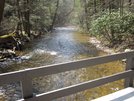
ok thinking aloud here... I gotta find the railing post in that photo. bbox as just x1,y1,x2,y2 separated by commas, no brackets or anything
124,58,134,88
21,71,33,99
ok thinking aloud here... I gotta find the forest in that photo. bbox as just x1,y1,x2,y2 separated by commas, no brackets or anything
0,0,134,61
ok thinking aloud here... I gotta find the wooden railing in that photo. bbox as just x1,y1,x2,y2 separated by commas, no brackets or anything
0,51,134,101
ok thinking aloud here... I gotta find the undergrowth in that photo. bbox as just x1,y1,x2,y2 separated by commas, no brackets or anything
89,11,134,51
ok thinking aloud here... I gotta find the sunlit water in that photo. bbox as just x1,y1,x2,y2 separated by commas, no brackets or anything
0,26,125,101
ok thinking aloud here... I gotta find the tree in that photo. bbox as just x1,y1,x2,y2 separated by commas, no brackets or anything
83,0,89,30
94,0,97,13
50,0,59,30
100,0,106,11
0,0,5,24
55,0,75,25
23,0,30,37
119,0,124,16
129,0,132,11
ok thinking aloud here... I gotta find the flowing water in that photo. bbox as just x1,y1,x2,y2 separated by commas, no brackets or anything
0,26,125,101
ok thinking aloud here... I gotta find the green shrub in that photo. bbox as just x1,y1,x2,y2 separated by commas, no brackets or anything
90,11,134,42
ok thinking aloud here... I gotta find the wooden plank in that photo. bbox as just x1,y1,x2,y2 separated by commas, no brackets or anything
26,51,134,79
19,70,134,101
124,58,134,88
21,79,33,99
1,51,134,85
0,70,26,85
91,87,134,101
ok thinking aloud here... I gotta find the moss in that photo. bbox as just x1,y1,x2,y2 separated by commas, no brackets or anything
0,34,15,39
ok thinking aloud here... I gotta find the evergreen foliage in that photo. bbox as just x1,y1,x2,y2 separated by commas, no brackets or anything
90,11,134,42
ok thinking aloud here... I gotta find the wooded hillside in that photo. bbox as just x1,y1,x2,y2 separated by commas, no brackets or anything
73,0,134,51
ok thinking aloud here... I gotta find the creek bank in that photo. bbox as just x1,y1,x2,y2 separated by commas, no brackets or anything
0,33,47,100
89,37,134,54
0,83,21,101
89,37,116,54
0,49,17,62
0,31,47,62
89,37,134,64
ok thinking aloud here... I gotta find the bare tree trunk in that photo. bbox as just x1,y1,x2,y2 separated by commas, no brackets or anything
23,0,30,37
109,0,114,41
100,0,105,12
120,0,124,16
0,0,5,24
50,0,59,30
129,0,132,11
110,0,115,9
16,0,23,39
94,0,97,13
83,0,89,30
109,0,111,14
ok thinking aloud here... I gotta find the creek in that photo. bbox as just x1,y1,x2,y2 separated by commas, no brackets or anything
0,26,125,101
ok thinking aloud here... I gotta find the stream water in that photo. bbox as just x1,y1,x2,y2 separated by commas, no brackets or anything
0,26,125,101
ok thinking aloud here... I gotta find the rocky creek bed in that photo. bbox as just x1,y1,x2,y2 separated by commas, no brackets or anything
0,83,22,101
89,37,115,54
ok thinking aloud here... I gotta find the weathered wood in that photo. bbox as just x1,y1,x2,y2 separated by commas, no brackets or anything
0,51,134,101
124,58,134,88
1,51,134,85
21,79,33,99
0,70,25,85
26,51,134,79
19,70,134,101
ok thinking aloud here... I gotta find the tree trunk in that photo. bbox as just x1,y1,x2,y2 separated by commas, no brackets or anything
120,0,124,16
83,0,89,30
94,0,97,13
50,0,59,30
16,0,23,39
0,0,5,24
100,0,105,11
23,0,30,37
109,0,111,14
129,0,132,11
110,0,115,9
